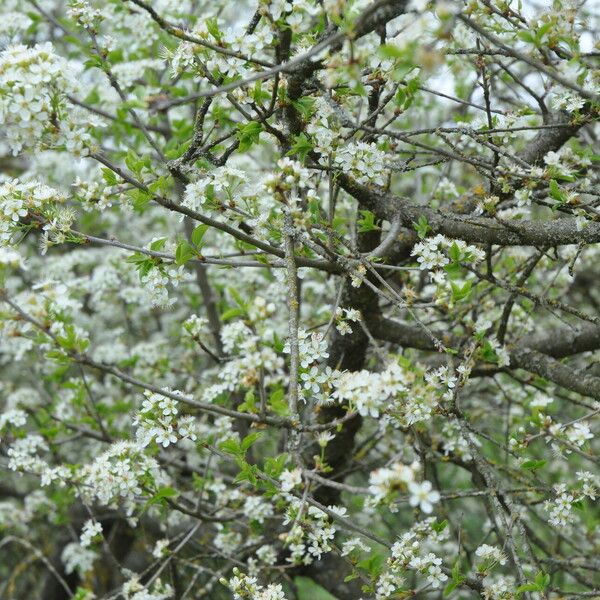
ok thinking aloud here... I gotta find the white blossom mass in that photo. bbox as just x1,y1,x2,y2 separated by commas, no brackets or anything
0,0,599,599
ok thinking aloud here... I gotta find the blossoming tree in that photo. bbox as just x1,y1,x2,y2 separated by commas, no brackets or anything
0,0,599,598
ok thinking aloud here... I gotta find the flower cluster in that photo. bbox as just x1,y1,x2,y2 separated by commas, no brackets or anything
183,314,209,337
334,306,361,335
67,0,103,29
279,467,302,492
225,568,286,600
0,179,67,246
183,166,248,213
482,575,516,600
565,421,594,447
135,389,198,448
263,157,316,209
122,576,174,600
61,542,96,576
412,234,485,272
368,460,440,513
0,407,27,432
78,441,163,507
73,176,122,212
475,544,507,570
282,501,339,564
544,472,597,528
543,146,591,179
332,361,408,418
377,518,449,596
200,318,284,402
438,418,478,461
544,483,576,527
550,90,586,113
283,328,330,374
7,434,48,473
79,519,103,548
335,141,388,186
140,265,190,309
0,43,76,154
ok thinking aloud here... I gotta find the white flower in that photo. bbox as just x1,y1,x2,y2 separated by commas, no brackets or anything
566,422,593,447
475,544,507,566
177,416,198,441
301,366,327,393
341,537,370,556
407,480,440,513
280,468,302,492
61,542,96,575
426,557,448,588
551,91,585,113
153,426,178,448
317,430,335,447
80,519,103,548
152,538,170,559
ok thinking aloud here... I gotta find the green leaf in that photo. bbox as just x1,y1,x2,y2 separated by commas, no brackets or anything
444,560,465,596
221,307,246,321
450,280,472,302
448,242,461,263
234,461,260,486
150,238,167,251
205,16,221,40
126,252,157,278
269,387,289,416
228,286,247,308
72,587,96,600
549,179,566,203
535,571,550,588
237,390,258,414
219,438,243,457
444,262,462,279
516,571,551,595
148,176,170,194
517,30,536,44
175,240,195,266
84,56,103,70
414,215,431,239
237,121,263,152
143,486,180,510
291,97,315,120
191,224,209,247
357,210,378,233
379,44,404,59
241,432,262,452
264,453,288,477
294,576,339,600
535,22,553,44
431,519,448,533
357,553,385,576
443,580,462,596
288,133,313,162
516,583,539,593
252,81,271,104
130,189,152,211
154,486,179,499
125,149,144,176
520,459,546,470
102,168,118,186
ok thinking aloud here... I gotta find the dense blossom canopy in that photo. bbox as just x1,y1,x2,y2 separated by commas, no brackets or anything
0,0,599,599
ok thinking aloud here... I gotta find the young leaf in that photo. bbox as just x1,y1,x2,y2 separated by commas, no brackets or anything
357,210,379,233
414,215,431,239
191,224,209,247
175,240,195,265
237,121,263,152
